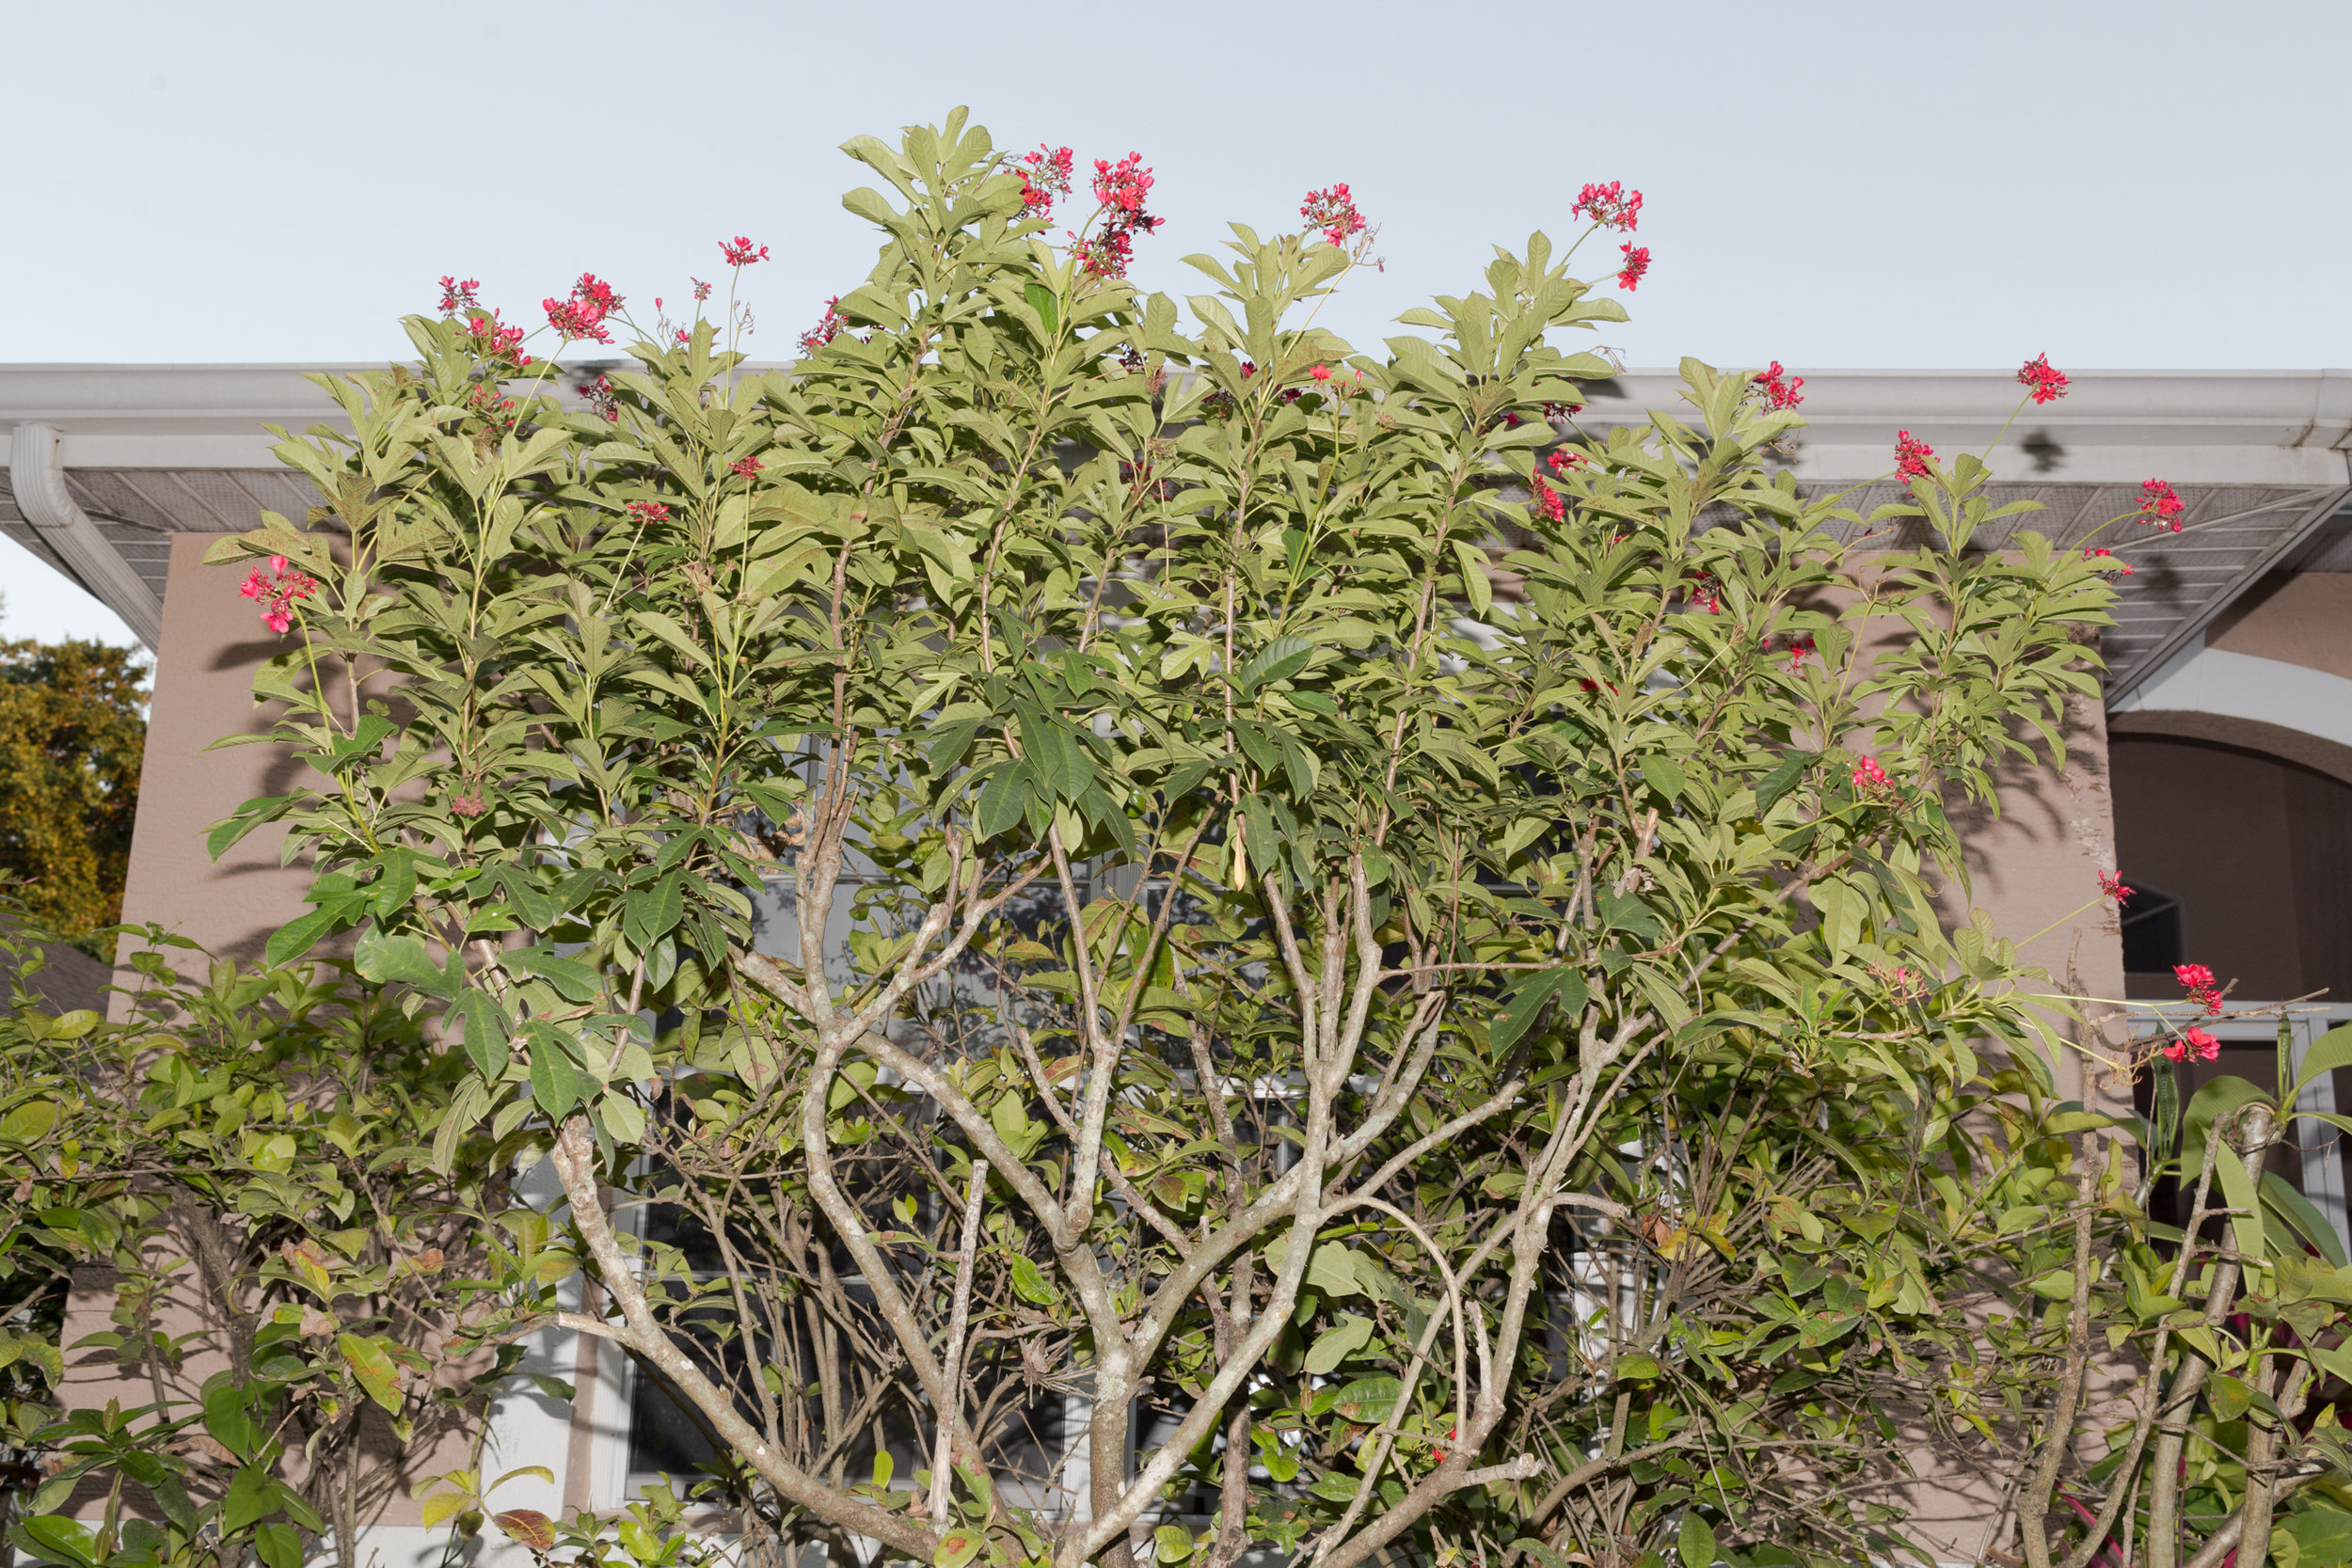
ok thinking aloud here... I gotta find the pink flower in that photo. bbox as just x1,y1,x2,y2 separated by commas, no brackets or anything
238,569,268,601
1752,361,1804,410
437,277,481,314
1851,756,1891,791
2137,479,2185,531
2164,1026,2222,1063
2175,962,2223,1014
451,793,485,818
2018,354,2070,404
798,296,846,356
1572,181,1644,232
719,236,769,267
2083,546,2135,578
583,374,618,422
1018,145,1074,220
1310,363,1332,382
262,608,292,635
1786,633,1817,667
1614,244,1650,291
2098,870,2134,902
463,310,529,366
1073,153,1162,279
1300,183,1367,247
1531,477,1565,524
544,272,623,343
1896,431,1935,480
731,455,762,477
1547,449,1588,474
240,560,319,635
624,500,671,524
1686,570,1722,614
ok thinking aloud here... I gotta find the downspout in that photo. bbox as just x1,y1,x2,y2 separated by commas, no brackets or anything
8,422,163,651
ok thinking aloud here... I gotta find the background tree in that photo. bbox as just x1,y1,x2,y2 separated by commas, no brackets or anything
0,634,145,958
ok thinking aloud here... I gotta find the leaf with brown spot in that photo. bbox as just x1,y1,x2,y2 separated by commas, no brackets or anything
493,1511,555,1552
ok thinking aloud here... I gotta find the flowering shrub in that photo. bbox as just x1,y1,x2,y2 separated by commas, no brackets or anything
189,108,2332,1568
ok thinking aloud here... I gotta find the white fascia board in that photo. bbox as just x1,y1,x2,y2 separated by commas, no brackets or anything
0,364,363,468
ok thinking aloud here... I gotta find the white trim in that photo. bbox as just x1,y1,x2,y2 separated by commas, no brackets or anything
2109,641,2352,753
8,422,163,647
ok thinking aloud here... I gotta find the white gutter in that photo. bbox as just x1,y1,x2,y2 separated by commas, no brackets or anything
8,422,164,650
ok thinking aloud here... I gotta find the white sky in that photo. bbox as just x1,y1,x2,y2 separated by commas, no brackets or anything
5,0,2346,645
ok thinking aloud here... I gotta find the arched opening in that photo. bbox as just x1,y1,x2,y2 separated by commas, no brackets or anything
2108,733,2352,1003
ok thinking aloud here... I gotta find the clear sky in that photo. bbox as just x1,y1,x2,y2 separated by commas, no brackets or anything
4,0,2345,644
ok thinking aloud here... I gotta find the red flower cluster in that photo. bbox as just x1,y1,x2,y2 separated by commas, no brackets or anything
2018,354,2070,404
1572,181,1644,232
1542,402,1584,423
2082,546,2134,578
1786,633,1818,668
1752,361,1804,410
468,384,518,430
1300,183,1366,247
625,499,671,524
798,296,846,356
1019,145,1074,220
2162,1026,2220,1064
437,276,481,314
582,374,618,422
1073,152,1162,278
451,793,486,818
238,555,320,636
545,273,622,343
1548,449,1589,475
719,236,769,267
2137,479,2185,531
1851,756,1891,791
1531,477,1565,524
1895,431,1935,480
2175,962,2223,1014
731,455,763,477
463,310,529,367
2098,869,2133,902
1686,569,1722,614
1615,244,1650,292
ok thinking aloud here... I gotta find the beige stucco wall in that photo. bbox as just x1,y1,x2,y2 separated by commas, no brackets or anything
109,533,315,1006
2209,571,2352,679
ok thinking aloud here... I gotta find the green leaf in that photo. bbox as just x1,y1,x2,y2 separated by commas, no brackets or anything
2213,1124,2269,1260
263,903,346,966
1491,969,1587,1053
1642,757,1686,802
2264,1171,2349,1267
526,1023,596,1118
1677,1513,1719,1568
0,1100,58,1144
254,1524,303,1568
1155,1525,1196,1562
1239,636,1313,695
935,1528,985,1568
202,1374,262,1462
1009,1255,1059,1307
975,761,1035,840
340,1332,405,1414
455,990,509,1079
1023,281,1059,337
1303,1312,1373,1374
1307,1243,1361,1299
1331,1376,1404,1422
1754,750,1811,815
506,946,602,1005
8,1518,96,1568
353,929,458,1000
222,1464,279,1534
